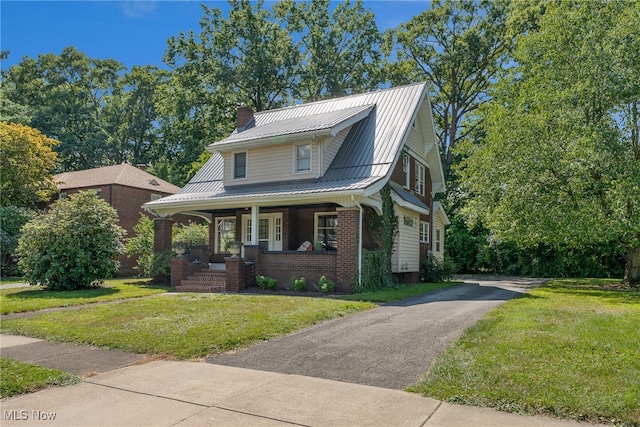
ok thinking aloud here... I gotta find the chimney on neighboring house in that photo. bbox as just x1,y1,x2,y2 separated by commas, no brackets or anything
237,104,254,131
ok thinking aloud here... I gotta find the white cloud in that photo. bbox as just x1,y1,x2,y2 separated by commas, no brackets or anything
121,1,157,19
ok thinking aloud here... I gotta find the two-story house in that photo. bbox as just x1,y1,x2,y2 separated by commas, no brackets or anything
144,82,449,292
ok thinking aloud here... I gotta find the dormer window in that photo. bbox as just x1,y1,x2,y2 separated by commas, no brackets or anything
295,143,311,173
233,151,247,179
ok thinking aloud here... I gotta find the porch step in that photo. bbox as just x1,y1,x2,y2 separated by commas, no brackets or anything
176,269,226,293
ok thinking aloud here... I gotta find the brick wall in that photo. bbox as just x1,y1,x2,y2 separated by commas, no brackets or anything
336,208,359,292
259,251,337,290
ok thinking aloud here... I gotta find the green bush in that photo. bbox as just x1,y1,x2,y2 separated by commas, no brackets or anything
256,275,277,290
17,191,125,290
125,215,155,276
173,222,209,251
0,206,35,277
290,276,306,291
316,275,335,293
421,254,456,283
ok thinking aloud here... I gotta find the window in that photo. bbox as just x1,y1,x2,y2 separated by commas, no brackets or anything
315,213,338,251
435,229,441,252
295,143,311,172
94,189,103,199
402,154,410,188
420,221,429,243
59,192,67,200
216,218,236,253
233,151,247,179
415,162,425,196
150,194,161,201
403,215,416,228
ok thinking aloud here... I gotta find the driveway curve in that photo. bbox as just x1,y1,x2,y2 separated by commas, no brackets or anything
206,277,547,390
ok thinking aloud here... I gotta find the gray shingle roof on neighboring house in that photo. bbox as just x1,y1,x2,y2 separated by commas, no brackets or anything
55,163,181,194
145,82,436,213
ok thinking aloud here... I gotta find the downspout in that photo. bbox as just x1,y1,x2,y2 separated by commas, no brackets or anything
351,195,363,289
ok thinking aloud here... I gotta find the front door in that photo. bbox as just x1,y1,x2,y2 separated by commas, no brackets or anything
242,213,283,251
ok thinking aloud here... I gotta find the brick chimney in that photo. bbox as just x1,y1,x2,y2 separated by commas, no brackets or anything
237,104,254,131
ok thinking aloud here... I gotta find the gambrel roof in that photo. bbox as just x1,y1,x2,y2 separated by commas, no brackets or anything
145,82,445,216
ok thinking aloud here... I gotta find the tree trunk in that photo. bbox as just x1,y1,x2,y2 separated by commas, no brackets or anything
624,245,640,287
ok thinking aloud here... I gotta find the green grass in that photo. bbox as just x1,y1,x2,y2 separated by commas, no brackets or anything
338,281,462,303
0,293,375,359
0,358,81,398
408,278,640,426
0,277,25,284
0,279,167,314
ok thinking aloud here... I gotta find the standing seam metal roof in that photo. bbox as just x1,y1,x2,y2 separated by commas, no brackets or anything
146,82,428,208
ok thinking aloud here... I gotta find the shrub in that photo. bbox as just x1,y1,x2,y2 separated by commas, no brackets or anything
17,191,125,290
173,222,208,251
256,275,277,290
421,254,456,283
125,215,154,276
316,275,335,293
0,205,35,277
290,276,307,291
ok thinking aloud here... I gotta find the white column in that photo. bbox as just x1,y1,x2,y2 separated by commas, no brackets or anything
251,205,259,246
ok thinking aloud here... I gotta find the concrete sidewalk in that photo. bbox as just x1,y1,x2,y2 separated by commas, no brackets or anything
0,335,594,427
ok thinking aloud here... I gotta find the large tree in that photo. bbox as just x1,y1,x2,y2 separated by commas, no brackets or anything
387,0,512,179
274,0,383,102
4,47,124,171
458,1,640,285
0,122,59,208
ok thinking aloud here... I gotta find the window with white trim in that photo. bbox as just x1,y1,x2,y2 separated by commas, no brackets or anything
415,162,425,196
402,153,410,188
150,194,162,201
295,143,311,173
216,217,236,253
435,229,441,252
314,213,338,251
233,151,247,179
420,221,429,243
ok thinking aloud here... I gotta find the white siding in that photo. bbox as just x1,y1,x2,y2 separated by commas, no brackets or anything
392,207,420,273
433,211,446,260
224,142,318,185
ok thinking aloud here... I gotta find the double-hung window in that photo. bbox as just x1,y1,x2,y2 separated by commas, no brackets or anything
295,143,311,173
233,152,247,179
420,221,429,243
216,218,236,253
315,213,338,251
435,229,441,252
415,162,425,196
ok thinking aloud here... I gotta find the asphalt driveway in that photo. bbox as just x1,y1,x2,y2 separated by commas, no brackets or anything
207,277,547,389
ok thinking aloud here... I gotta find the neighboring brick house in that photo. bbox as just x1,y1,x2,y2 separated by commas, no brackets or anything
145,83,449,292
53,164,181,276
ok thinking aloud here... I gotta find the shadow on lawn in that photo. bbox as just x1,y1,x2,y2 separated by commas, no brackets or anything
388,283,542,307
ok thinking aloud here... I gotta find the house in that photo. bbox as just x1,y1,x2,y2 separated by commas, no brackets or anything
53,163,182,275
144,82,449,292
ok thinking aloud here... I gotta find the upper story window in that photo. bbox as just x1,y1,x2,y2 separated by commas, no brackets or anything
415,162,425,196
295,143,311,173
402,153,410,189
233,151,247,179
420,221,429,243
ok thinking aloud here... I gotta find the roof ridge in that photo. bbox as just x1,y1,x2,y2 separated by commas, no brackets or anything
254,82,426,116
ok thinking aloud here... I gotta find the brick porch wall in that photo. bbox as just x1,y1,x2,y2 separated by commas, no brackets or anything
336,208,359,292
259,251,337,290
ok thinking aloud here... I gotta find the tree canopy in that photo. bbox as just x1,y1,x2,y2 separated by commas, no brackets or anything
457,0,640,285
0,122,59,208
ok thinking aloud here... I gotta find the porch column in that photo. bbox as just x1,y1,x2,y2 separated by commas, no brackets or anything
250,205,259,245
154,217,173,254
336,208,359,292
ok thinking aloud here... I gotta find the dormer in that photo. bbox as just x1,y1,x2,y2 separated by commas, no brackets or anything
208,104,375,186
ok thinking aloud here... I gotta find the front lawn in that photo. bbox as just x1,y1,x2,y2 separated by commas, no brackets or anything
0,358,81,398
408,278,640,426
338,281,462,303
0,293,375,359
0,279,167,314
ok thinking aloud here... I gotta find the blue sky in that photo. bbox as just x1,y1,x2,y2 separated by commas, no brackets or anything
1,1,430,71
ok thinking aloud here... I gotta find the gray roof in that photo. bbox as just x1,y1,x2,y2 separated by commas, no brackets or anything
146,82,430,212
